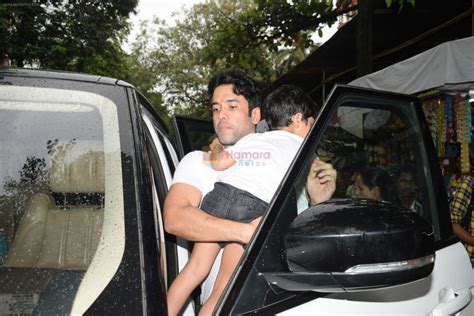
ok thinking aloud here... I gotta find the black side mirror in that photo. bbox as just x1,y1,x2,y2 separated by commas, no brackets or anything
263,199,434,292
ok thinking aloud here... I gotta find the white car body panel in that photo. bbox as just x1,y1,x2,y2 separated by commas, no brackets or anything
279,242,474,315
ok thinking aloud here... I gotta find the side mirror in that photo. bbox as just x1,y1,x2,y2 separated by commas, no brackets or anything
263,199,434,292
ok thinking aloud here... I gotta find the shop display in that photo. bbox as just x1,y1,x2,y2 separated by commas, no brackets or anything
421,93,473,176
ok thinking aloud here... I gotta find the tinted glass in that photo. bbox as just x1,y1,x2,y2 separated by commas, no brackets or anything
322,105,431,219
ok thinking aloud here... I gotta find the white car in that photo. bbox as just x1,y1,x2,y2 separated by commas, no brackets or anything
0,68,472,315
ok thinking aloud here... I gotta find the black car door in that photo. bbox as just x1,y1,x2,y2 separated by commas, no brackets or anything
172,114,215,159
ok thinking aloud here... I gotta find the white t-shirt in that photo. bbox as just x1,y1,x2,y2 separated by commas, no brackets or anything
217,130,303,203
172,150,220,197
170,131,303,304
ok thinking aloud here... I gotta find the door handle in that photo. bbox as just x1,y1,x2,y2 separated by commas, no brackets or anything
431,287,472,316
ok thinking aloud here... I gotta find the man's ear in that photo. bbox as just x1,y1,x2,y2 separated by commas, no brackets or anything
250,107,261,124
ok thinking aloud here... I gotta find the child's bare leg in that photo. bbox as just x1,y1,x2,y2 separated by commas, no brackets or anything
167,242,221,316
199,243,244,316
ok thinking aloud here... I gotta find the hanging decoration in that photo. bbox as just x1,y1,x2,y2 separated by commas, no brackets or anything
422,98,438,146
454,95,472,174
445,95,455,143
437,98,445,157
421,93,472,176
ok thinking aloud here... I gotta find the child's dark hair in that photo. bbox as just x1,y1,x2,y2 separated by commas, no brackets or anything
262,84,319,129
208,69,261,115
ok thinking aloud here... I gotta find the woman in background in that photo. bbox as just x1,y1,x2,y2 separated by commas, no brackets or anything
351,167,394,202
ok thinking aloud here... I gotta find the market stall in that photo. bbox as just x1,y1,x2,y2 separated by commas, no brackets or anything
349,36,474,177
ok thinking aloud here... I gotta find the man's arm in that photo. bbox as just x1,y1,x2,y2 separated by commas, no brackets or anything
450,176,473,245
164,182,258,244
453,223,474,246
306,159,337,205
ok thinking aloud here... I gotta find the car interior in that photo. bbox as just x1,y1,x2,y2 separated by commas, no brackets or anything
316,104,431,219
5,141,104,270
0,140,104,314
0,86,126,315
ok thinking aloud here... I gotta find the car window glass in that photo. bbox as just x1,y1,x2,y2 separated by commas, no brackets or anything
0,86,124,315
317,102,437,234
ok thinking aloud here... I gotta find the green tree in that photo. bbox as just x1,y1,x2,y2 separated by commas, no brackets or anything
0,0,137,76
129,0,413,120
129,1,284,118
129,0,338,118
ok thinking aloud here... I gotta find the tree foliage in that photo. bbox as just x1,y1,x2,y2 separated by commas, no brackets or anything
1,0,413,123
129,0,417,119
129,0,344,118
0,0,137,76
129,1,280,118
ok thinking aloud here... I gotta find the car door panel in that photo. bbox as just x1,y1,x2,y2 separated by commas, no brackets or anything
172,114,214,159
279,242,474,315
215,85,474,315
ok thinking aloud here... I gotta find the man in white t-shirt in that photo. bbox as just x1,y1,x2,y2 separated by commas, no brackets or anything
168,85,321,315
163,70,337,315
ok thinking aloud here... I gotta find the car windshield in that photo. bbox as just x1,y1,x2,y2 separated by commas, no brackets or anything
0,86,124,315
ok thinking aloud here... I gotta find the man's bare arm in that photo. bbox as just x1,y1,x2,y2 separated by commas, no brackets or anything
164,183,258,244
453,223,474,246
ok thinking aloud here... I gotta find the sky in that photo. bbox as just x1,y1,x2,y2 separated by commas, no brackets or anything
124,0,201,52
125,0,338,52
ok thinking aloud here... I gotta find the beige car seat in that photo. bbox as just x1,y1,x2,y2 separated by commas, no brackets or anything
6,142,105,270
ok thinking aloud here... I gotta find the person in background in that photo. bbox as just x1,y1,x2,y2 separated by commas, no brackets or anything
351,167,394,202
396,163,423,215
450,161,474,266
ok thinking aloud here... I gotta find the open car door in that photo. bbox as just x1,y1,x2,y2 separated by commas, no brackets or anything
171,114,215,159
215,85,473,315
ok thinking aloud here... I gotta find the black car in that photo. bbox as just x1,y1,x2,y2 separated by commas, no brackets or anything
0,69,472,315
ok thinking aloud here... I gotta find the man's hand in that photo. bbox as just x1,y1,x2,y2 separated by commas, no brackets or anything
306,159,337,205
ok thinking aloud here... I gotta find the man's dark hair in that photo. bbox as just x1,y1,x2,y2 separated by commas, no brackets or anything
208,69,261,115
262,84,319,129
399,163,417,178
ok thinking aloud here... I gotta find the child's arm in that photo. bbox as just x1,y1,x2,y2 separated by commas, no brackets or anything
210,139,236,171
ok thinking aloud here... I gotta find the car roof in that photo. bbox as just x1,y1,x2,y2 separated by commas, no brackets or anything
0,68,134,88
